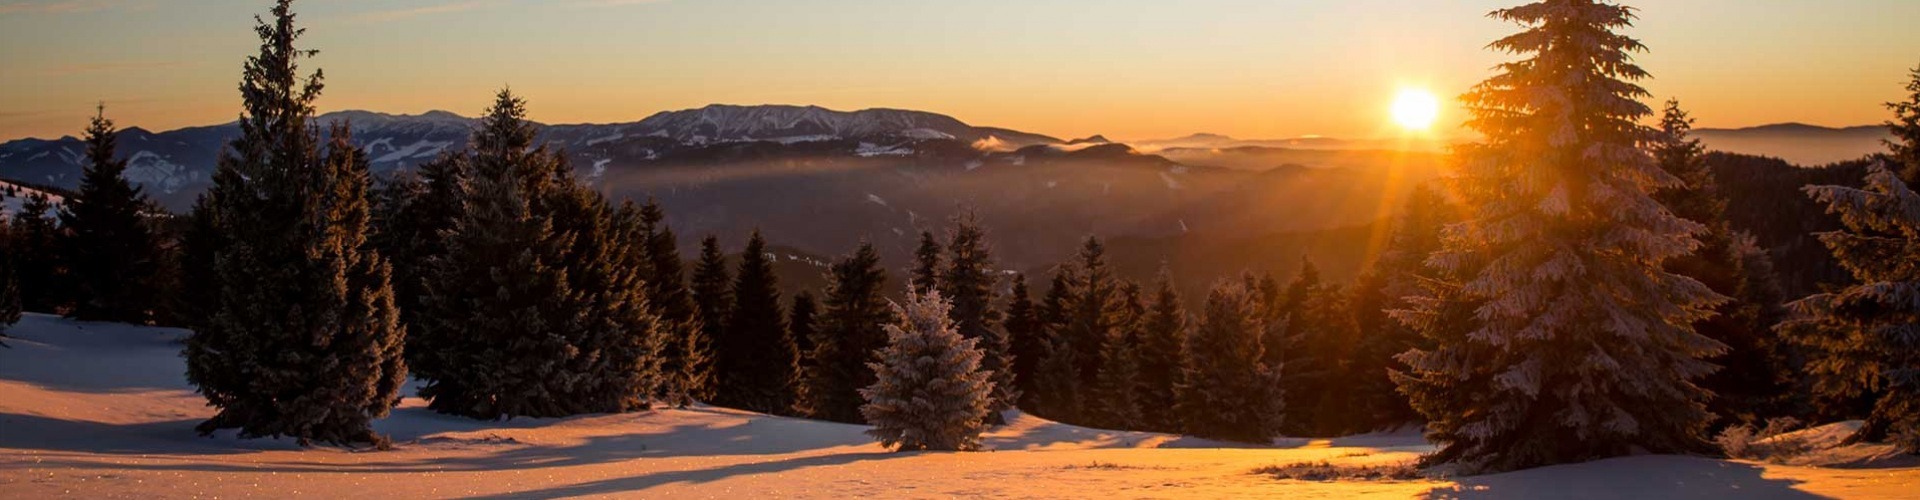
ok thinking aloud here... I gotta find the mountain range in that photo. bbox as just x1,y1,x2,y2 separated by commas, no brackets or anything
0,104,1889,281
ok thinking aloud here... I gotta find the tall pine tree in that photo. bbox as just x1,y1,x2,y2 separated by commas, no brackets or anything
797,242,891,423
182,0,406,447
687,235,732,403
60,105,164,324
940,213,1016,419
1003,274,1046,411
713,231,798,414
1030,266,1084,421
1392,0,1726,473
0,221,20,347
1136,270,1187,432
637,200,709,408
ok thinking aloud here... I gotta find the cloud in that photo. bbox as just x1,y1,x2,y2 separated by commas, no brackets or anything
0,0,150,16
350,0,495,23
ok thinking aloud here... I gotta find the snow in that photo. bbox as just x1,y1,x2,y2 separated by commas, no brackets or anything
1,181,66,215
591,158,612,179
585,132,626,146
373,140,454,163
866,193,888,207
856,142,913,157
2,314,1915,498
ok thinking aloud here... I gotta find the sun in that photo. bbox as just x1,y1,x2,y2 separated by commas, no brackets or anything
1391,88,1441,131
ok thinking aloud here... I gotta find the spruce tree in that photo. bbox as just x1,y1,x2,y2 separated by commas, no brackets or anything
1091,281,1145,428
1786,163,1920,452
797,242,891,423
1392,0,1727,473
1137,270,1188,432
638,200,709,408
60,105,164,324
182,1,406,447
713,231,798,414
1063,237,1125,400
1030,266,1084,420
940,213,1016,418
1887,64,1920,186
688,235,731,402
1003,274,1046,411
10,194,64,313
1654,100,1793,425
413,89,664,419
911,229,942,295
860,289,994,452
1175,280,1283,443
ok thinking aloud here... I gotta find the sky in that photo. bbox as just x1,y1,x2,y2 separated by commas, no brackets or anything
1,0,1917,142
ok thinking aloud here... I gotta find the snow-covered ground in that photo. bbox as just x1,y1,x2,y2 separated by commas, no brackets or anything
1,314,1915,498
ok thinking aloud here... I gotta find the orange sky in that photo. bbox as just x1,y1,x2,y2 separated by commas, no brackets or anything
2,0,1917,141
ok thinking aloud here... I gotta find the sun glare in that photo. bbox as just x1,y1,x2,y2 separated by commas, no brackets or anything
1391,88,1441,131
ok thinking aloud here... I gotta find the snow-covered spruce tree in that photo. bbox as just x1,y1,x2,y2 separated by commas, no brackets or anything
413,89,664,418
1137,270,1188,432
1391,0,1727,473
60,106,164,324
1654,100,1792,425
940,213,1017,420
182,0,406,447
687,235,732,402
1175,280,1283,443
1091,281,1146,428
713,231,798,414
10,194,65,313
797,242,892,423
1785,162,1920,452
860,289,995,451
638,200,709,408
1276,257,1354,435
911,230,942,295
1003,274,1046,410
1888,64,1920,186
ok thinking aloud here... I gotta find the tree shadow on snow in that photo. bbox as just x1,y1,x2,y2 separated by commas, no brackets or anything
457,450,901,499
0,413,282,456
1422,456,1823,499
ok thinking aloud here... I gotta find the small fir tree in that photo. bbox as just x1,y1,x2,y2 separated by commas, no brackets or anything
10,194,64,313
860,289,995,452
911,229,942,295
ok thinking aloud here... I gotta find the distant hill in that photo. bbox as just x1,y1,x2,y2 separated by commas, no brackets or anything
1693,123,1889,166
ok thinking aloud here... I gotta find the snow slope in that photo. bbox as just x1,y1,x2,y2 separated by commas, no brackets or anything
1,314,1915,498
